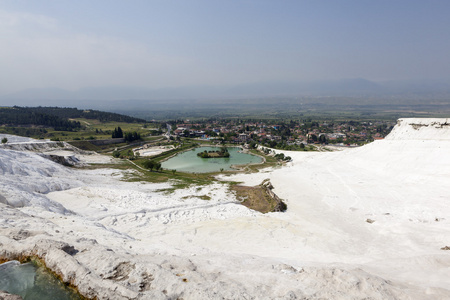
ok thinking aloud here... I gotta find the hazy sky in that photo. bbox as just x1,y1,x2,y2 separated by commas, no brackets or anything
1,0,450,94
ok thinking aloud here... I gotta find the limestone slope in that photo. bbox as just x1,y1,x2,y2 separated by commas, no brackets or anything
1,119,450,299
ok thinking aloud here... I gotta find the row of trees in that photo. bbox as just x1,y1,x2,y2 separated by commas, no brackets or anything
112,127,141,142
124,131,141,142
274,152,292,162
197,147,230,158
307,133,327,144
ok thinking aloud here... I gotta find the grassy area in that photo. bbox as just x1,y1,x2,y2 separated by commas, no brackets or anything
67,140,103,151
0,118,162,142
75,119,153,132
231,182,286,213
232,185,273,213
88,158,219,189
244,149,279,172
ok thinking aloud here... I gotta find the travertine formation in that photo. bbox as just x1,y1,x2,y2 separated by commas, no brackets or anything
1,119,450,299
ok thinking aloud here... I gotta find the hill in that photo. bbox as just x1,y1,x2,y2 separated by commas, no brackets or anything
0,106,151,141
0,106,146,127
0,106,82,131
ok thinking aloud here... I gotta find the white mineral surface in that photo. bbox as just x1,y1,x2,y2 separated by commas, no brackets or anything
1,118,449,299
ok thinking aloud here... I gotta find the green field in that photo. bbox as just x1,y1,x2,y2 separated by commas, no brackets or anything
0,118,162,141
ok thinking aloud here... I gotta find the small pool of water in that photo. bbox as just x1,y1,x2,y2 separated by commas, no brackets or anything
162,146,263,173
0,260,81,300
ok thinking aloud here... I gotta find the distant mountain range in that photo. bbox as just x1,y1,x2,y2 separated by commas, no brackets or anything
2,78,450,108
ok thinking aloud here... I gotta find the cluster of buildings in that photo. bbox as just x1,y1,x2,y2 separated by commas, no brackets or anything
170,119,394,148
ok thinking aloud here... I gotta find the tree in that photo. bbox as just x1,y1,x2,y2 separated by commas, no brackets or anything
308,134,317,143
124,131,141,142
112,127,124,138
1,137,7,144
275,153,285,160
318,134,327,144
142,159,155,171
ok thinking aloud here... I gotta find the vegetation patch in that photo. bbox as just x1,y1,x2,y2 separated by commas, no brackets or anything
231,179,286,213
197,146,230,158
181,195,211,201
68,140,102,151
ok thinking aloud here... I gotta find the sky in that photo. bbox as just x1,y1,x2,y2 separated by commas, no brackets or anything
1,0,450,95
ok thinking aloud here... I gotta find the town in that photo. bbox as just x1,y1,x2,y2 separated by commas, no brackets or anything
169,118,396,150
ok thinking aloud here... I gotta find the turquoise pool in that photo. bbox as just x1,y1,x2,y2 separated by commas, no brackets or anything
161,146,263,173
